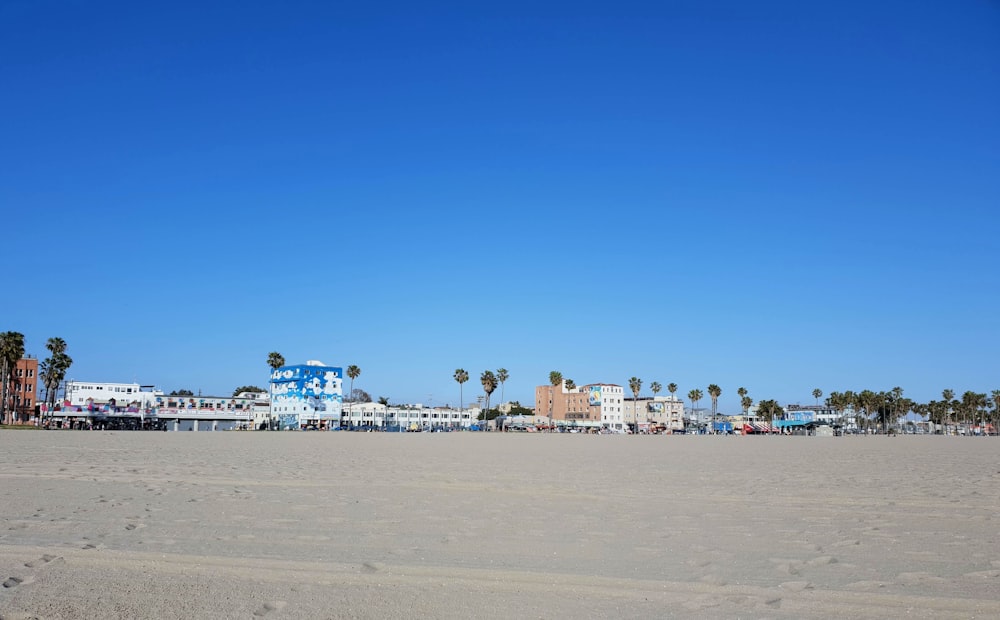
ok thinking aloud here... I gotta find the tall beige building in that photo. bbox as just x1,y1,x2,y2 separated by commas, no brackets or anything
623,396,685,433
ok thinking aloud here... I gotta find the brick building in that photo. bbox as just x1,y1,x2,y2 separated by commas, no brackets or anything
6,357,39,424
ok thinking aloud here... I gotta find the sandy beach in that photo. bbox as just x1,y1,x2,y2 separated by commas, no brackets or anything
1,432,998,619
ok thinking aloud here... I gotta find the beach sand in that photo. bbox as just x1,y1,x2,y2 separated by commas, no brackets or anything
1,432,998,619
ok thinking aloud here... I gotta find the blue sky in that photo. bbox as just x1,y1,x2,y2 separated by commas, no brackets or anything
3,1,998,412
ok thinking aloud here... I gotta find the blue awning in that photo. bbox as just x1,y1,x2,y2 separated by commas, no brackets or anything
774,419,810,428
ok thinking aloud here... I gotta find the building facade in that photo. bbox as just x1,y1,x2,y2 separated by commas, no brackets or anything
152,392,259,431
269,360,343,429
340,403,476,430
64,381,162,411
57,382,263,431
623,396,686,433
534,381,626,430
5,357,39,423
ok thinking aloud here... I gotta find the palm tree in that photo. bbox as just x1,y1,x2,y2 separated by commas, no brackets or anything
864,390,883,433
648,381,661,429
264,352,285,430
39,359,52,411
838,390,853,427
628,377,642,433
812,388,823,406
548,371,562,431
496,368,509,411
565,379,576,390
376,396,390,429
960,391,988,435
757,399,784,423
890,386,903,432
942,389,955,432
346,365,361,426
40,337,72,418
453,369,469,429
667,382,678,399
737,387,748,414
991,390,1000,435
267,351,285,372
48,359,71,415
46,337,67,357
480,370,498,426
687,388,703,431
707,384,721,430
0,332,26,424
827,391,848,428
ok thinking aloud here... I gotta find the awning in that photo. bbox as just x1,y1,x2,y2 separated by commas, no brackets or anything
743,422,778,434
774,420,811,428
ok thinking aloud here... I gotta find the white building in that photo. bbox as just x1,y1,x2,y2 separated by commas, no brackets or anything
586,384,626,430
269,360,343,429
64,381,163,410
152,392,258,431
59,382,262,431
341,402,476,430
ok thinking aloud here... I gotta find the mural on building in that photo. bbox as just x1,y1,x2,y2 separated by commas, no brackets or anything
588,386,602,406
270,363,343,426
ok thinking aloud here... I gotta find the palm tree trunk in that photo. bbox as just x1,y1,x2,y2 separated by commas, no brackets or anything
0,359,8,425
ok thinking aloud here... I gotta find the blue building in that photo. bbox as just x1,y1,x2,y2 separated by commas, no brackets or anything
269,360,343,429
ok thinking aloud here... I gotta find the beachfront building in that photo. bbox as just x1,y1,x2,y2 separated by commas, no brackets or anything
4,356,39,424
269,360,343,430
341,402,475,430
64,381,163,411
341,401,385,429
246,392,272,429
534,381,626,431
496,401,532,415
782,404,843,427
58,382,261,430
624,396,686,433
684,406,709,431
153,392,260,431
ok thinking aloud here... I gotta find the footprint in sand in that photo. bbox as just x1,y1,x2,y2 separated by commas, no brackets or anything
806,555,837,567
778,581,812,592
963,569,1000,579
831,539,860,548
698,573,727,586
769,558,804,575
2,575,34,589
681,595,721,611
24,555,60,569
253,601,287,616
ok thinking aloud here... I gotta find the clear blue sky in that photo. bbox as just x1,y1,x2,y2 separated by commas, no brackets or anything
3,1,998,412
